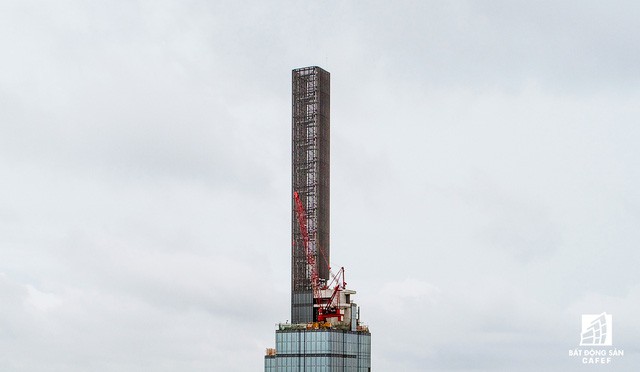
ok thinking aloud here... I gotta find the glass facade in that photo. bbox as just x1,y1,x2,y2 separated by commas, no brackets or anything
264,329,371,371
291,291,313,325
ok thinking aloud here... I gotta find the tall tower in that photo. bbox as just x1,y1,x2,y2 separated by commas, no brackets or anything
265,66,371,372
291,66,331,324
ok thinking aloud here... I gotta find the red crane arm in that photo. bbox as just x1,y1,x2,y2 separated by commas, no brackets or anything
293,191,347,323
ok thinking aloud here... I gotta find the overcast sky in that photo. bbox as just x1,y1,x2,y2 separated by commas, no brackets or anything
1,1,639,371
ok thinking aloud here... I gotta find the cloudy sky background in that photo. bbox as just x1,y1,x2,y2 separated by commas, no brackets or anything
1,1,639,371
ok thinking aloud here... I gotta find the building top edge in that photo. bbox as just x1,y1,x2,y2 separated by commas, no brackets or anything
275,322,370,334
292,66,330,74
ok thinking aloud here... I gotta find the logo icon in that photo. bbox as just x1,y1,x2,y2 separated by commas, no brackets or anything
580,312,612,346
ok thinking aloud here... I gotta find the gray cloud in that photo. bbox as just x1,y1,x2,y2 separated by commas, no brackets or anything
1,1,639,371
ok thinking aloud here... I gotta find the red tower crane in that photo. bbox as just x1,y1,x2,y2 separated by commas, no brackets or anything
293,191,347,322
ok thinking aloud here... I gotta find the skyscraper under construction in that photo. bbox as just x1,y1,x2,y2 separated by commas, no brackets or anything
264,67,371,371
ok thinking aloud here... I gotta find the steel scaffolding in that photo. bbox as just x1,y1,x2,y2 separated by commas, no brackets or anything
291,66,330,323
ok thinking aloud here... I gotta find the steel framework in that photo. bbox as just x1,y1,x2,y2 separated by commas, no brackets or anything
291,66,330,323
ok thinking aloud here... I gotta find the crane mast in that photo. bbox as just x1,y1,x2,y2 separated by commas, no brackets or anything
292,191,322,303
